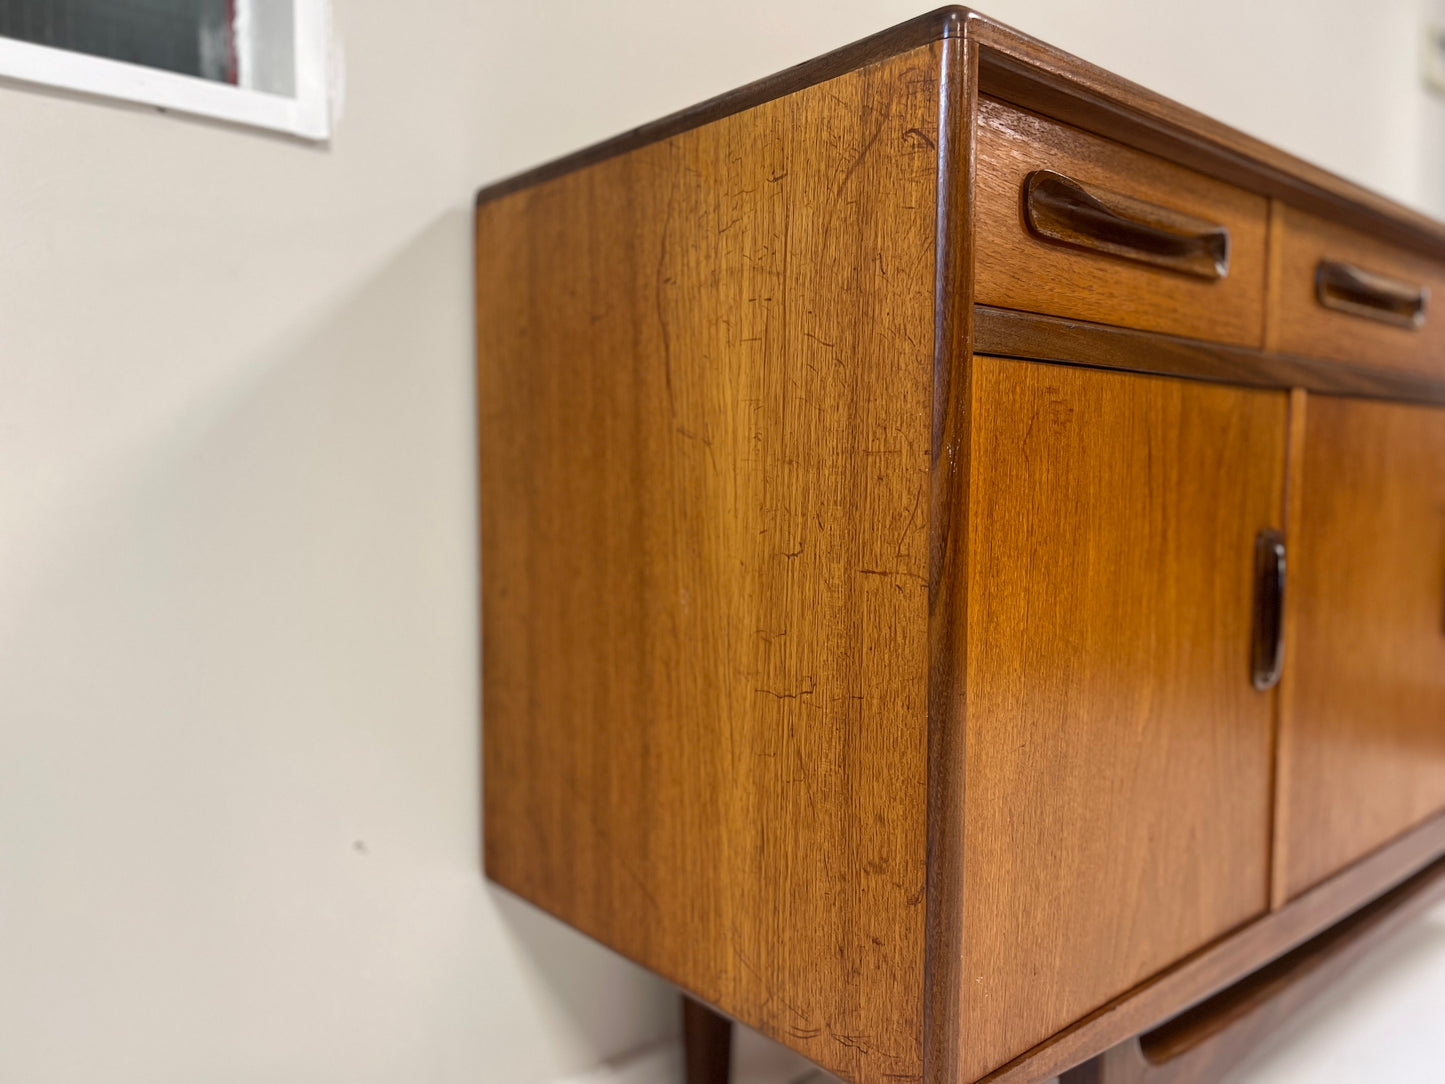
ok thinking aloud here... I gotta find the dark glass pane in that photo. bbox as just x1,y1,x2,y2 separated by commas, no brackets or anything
0,0,236,84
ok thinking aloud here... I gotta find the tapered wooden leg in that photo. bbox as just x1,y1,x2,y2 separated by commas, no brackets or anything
682,994,732,1084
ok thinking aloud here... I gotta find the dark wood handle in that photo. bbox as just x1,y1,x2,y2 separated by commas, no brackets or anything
1316,259,1428,328
1251,529,1285,692
1022,169,1231,280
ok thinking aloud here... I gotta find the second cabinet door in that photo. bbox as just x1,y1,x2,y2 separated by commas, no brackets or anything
1277,396,1445,902
959,357,1286,1081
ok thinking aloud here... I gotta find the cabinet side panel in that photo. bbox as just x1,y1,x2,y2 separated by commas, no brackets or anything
476,46,941,1084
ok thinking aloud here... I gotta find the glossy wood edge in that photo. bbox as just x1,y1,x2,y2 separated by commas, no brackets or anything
474,7,1445,260
977,809,1445,1084
924,30,976,1084
973,306,1445,406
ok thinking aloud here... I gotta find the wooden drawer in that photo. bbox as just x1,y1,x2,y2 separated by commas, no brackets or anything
975,97,1269,346
1269,203,1445,376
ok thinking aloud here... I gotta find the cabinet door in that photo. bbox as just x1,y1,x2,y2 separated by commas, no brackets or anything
958,357,1286,1081
1277,396,1445,902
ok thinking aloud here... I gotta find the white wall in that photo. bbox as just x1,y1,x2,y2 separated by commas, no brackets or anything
0,3,1440,1083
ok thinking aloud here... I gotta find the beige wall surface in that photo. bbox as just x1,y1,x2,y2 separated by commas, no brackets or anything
1,3,1440,1083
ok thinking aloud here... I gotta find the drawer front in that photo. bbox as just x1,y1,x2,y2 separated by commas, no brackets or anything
975,98,1269,345
1269,203,1445,375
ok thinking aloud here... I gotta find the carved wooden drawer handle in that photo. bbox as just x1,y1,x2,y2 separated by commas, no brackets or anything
1316,259,1428,329
1022,169,1231,280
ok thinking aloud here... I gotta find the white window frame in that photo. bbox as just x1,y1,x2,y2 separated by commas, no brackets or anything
0,0,331,140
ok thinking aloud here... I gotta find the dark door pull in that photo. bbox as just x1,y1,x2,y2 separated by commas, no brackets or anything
1022,169,1231,280
1252,530,1286,691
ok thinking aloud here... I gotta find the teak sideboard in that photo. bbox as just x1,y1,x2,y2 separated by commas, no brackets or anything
474,10,1445,1083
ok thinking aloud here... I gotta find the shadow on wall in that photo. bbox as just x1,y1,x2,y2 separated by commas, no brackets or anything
0,206,674,1082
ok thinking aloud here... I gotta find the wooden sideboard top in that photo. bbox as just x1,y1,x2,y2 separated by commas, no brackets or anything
474,6,1445,259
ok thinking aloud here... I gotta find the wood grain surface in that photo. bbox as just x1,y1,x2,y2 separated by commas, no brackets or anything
1275,395,1445,901
958,357,1286,1081
477,47,941,1084
974,98,1268,345
1268,202,1445,376
923,28,977,1084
